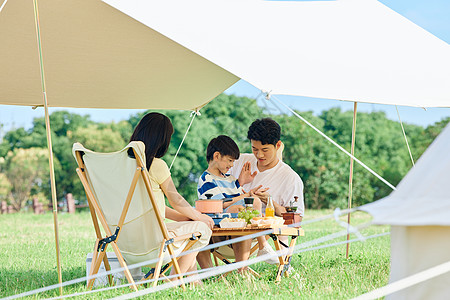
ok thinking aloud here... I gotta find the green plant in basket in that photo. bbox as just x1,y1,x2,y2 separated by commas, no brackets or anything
238,207,260,224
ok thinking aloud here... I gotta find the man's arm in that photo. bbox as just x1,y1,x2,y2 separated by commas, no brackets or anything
273,201,287,216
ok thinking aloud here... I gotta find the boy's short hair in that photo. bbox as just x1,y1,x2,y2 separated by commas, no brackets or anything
206,135,240,162
247,118,281,145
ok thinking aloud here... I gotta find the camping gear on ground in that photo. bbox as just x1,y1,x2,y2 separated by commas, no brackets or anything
85,252,144,287
73,141,207,291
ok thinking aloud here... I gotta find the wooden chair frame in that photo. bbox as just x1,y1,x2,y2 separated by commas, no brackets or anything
74,146,201,291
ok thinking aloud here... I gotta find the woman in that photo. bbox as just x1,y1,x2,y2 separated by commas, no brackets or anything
128,112,214,279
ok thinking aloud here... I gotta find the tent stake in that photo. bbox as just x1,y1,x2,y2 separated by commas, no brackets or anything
346,102,357,259
33,0,63,294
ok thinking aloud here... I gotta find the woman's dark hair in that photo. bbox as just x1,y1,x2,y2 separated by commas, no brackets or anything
128,112,174,170
247,118,281,146
206,135,240,162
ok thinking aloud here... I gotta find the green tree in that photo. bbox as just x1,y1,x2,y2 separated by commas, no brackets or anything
69,124,127,152
0,172,12,203
127,94,264,204
2,148,59,211
0,111,93,202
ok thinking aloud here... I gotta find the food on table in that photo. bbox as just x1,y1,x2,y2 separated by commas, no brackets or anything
221,217,245,222
251,216,285,226
219,217,247,228
238,207,260,224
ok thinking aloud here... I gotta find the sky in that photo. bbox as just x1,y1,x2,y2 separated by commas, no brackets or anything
0,0,449,133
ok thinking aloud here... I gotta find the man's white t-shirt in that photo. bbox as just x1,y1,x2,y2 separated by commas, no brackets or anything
229,153,305,216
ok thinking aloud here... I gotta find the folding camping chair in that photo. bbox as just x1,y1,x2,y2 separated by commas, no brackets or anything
73,142,203,291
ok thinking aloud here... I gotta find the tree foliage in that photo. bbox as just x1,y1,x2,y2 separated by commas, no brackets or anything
0,172,12,202
0,95,448,211
1,148,58,211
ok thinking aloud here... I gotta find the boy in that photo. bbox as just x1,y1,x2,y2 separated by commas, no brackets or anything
196,135,278,266
197,135,252,212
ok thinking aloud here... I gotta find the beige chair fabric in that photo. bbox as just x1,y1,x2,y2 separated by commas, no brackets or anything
73,142,211,267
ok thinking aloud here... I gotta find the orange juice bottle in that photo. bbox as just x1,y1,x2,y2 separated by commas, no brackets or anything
265,196,275,217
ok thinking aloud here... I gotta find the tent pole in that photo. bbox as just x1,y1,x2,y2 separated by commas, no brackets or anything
33,0,63,294
346,102,357,259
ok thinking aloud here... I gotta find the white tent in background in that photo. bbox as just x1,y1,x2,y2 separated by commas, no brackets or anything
360,123,450,299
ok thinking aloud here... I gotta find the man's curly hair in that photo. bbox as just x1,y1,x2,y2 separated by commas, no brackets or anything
247,118,280,145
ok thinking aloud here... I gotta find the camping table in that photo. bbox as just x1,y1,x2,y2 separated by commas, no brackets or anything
212,225,305,282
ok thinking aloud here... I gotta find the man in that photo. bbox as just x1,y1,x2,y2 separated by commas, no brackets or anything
231,118,304,218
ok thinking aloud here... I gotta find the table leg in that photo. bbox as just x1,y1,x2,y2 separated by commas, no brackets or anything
271,235,285,282
282,236,297,278
273,235,298,282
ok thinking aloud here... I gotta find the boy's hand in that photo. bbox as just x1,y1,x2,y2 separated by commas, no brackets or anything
249,185,269,195
252,189,270,205
238,162,257,186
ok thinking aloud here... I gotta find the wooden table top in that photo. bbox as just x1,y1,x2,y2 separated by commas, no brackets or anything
212,225,304,237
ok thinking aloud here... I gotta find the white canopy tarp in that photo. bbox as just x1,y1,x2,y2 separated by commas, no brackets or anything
360,123,450,225
105,0,450,108
2,0,450,110
0,0,238,110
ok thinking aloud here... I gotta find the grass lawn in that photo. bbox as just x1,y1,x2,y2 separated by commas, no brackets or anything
0,209,390,299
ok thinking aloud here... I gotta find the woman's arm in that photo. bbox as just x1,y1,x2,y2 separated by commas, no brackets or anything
165,206,191,221
161,176,214,229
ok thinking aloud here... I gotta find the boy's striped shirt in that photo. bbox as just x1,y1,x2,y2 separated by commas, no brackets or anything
197,170,242,199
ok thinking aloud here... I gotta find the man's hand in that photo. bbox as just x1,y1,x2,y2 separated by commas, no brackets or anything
197,214,215,230
238,162,257,186
252,189,270,205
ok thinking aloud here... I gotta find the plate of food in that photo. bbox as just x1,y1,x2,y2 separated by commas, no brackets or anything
219,218,247,228
251,216,285,227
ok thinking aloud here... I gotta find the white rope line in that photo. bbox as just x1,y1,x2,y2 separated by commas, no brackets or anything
3,208,360,299
3,226,278,299
352,260,450,300
55,231,391,300
298,232,389,255
268,94,396,191
0,0,9,13
47,266,219,300
302,207,358,226
169,110,199,170
110,221,375,300
334,208,365,242
395,105,415,167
